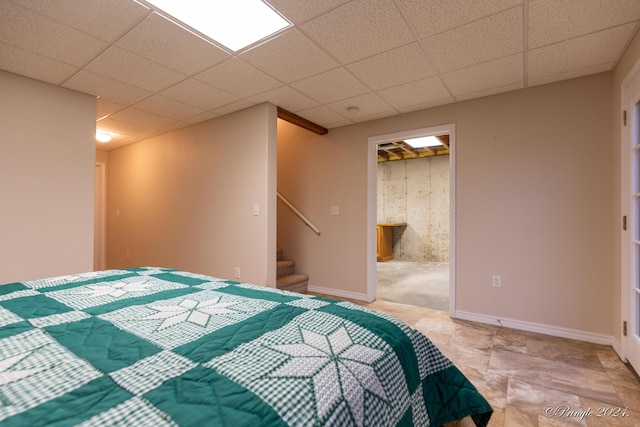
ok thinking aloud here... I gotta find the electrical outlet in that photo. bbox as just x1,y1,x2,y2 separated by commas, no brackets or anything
492,275,501,288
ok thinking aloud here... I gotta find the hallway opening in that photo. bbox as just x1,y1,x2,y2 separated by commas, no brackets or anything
369,125,454,311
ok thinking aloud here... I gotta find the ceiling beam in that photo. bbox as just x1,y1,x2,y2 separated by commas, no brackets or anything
277,107,328,135
437,135,450,149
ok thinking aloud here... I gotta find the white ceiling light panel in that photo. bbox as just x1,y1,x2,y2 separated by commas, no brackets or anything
143,0,292,52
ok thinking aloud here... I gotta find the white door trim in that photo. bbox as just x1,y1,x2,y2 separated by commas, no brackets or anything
367,123,456,315
620,56,640,367
94,162,107,271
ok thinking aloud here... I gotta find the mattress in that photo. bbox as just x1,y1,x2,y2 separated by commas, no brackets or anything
0,267,492,426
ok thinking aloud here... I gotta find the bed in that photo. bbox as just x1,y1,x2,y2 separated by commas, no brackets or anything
0,267,492,426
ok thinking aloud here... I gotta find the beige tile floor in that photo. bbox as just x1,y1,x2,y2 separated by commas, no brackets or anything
314,294,640,426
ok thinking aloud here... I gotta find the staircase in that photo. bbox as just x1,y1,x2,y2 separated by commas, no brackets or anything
276,248,309,293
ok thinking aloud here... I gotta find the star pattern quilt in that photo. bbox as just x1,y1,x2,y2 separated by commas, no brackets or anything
0,267,492,426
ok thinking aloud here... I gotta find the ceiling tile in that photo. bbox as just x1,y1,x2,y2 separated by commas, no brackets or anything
96,116,152,138
116,12,230,76
422,6,523,73
133,94,206,121
0,1,107,67
528,63,614,88
347,43,437,90
196,58,282,98
63,70,152,105
109,107,176,129
248,86,318,112
442,54,523,96
161,79,239,111
10,0,150,42
455,82,524,102
85,46,186,92
267,0,351,24
301,0,415,64
291,68,370,103
396,0,522,39
241,28,338,83
293,105,351,128
182,111,219,125
395,98,455,114
0,42,78,85
349,110,399,123
95,137,126,150
97,99,126,119
377,76,452,110
157,121,192,133
213,100,256,117
327,92,396,120
528,23,635,81
528,0,640,49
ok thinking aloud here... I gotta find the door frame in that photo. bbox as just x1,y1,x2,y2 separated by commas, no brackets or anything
367,123,456,315
94,162,107,271
621,56,640,368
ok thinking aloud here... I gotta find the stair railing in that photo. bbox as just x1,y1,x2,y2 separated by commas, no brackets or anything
277,192,321,235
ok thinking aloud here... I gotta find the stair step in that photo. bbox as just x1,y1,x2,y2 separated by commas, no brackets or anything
276,273,309,294
277,260,295,278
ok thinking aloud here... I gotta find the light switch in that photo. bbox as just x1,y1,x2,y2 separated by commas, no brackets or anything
253,204,259,216
330,206,339,215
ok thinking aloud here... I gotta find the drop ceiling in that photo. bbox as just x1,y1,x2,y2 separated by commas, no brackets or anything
1,0,639,150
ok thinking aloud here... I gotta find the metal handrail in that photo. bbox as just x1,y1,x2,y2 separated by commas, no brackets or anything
277,192,321,235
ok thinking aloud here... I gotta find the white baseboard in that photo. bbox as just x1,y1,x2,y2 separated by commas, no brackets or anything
453,310,615,347
611,338,625,361
307,285,368,302
304,293,617,349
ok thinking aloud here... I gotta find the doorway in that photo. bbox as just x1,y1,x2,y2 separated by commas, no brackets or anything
376,139,450,310
367,124,456,315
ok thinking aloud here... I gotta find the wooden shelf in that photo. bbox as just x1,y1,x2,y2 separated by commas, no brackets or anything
376,223,406,262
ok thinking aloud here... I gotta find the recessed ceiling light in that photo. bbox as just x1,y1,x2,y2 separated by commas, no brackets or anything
144,0,292,52
96,131,112,143
405,136,442,148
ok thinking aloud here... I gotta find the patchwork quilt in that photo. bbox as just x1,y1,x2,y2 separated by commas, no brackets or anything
0,267,492,426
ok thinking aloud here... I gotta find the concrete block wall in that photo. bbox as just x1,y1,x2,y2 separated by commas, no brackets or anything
377,155,450,262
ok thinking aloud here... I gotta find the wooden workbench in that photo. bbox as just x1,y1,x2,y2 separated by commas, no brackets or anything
376,222,407,262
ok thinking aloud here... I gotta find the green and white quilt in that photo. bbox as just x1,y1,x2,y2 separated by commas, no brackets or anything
0,267,492,426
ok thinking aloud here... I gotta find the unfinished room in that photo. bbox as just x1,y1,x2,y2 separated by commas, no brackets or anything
376,135,451,311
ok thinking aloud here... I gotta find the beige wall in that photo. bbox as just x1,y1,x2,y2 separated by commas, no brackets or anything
107,103,277,286
278,73,614,336
0,71,95,283
96,149,109,164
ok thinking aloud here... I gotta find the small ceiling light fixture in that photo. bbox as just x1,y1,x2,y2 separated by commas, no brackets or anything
405,136,442,148
96,131,112,143
144,0,292,52
346,106,360,114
